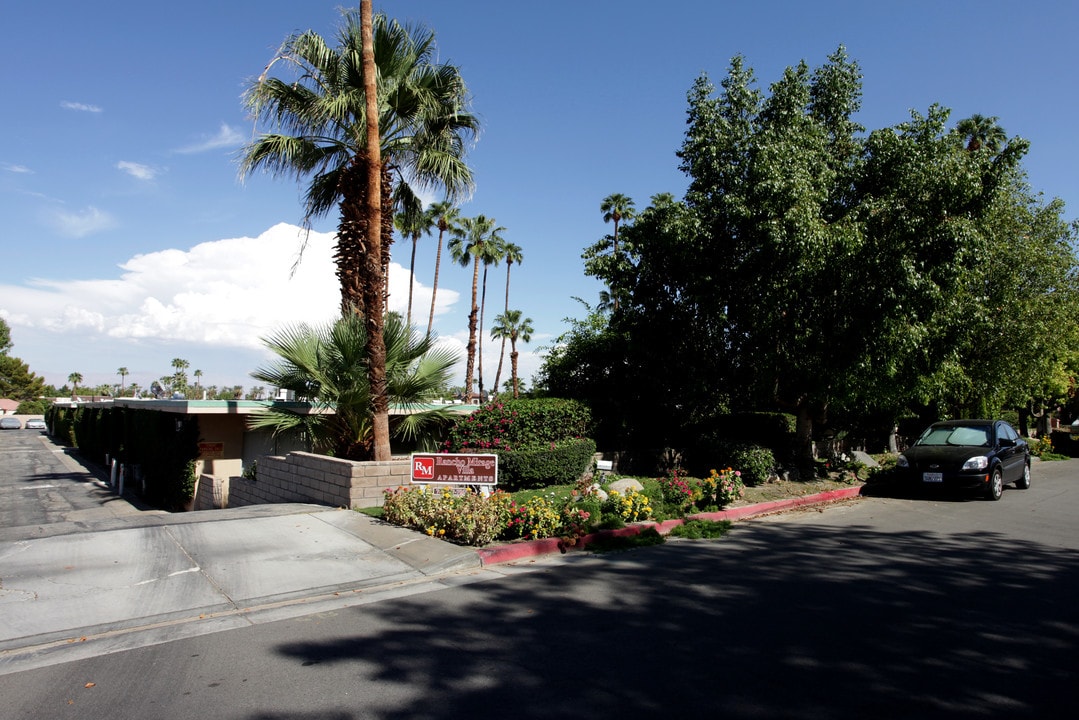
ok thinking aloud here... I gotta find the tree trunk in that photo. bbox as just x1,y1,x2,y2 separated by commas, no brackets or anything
463,255,480,402
492,263,511,396
427,225,445,338
361,0,390,461
795,399,815,474
478,265,488,401
406,234,418,328
510,347,520,399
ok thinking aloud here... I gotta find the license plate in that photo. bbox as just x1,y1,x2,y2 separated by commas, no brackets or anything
922,472,943,483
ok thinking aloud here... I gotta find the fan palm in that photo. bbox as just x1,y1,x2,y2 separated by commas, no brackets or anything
68,372,82,400
492,242,523,395
394,197,436,329
956,114,1006,153
249,312,459,460
490,310,534,399
426,200,459,337
240,7,477,459
449,215,505,402
600,193,636,309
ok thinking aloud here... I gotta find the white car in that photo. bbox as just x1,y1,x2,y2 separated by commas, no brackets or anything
25,418,47,430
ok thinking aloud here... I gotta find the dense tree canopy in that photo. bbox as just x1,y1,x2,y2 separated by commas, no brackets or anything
546,47,1079,460
0,355,46,401
0,317,12,356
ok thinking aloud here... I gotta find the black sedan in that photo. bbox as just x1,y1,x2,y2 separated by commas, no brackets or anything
896,419,1031,501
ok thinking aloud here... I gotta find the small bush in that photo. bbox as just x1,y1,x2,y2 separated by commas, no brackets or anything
382,486,511,546
696,468,746,509
721,444,775,486
657,467,695,516
603,488,653,523
1028,435,1053,457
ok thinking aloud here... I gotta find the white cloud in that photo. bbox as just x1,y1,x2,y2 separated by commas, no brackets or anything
47,205,116,238
2,163,32,174
116,161,160,181
176,122,245,154
61,101,103,113
1,222,461,352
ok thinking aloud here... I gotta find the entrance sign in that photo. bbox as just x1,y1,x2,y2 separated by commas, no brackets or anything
410,453,498,486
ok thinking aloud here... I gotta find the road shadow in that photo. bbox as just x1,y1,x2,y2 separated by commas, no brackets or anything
264,521,1079,719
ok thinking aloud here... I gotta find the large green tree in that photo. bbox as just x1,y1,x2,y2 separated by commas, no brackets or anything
574,47,1077,462
240,7,477,460
0,317,12,356
0,355,46,401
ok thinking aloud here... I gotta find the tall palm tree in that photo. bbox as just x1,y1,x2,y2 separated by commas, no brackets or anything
600,193,636,310
492,242,523,395
171,358,189,397
448,215,504,402
68,372,83,400
240,6,478,460
490,310,533,399
117,367,128,396
956,114,1006,153
476,233,506,400
426,200,459,338
193,369,204,398
250,312,459,459
394,197,436,329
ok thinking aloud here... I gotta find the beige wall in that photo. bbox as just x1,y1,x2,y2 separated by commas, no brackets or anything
194,451,411,510
194,414,247,480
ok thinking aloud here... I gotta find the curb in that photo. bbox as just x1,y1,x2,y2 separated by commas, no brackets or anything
476,485,866,566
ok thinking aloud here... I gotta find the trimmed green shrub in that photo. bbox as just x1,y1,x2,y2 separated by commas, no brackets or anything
496,437,597,490
445,397,592,451
45,404,199,510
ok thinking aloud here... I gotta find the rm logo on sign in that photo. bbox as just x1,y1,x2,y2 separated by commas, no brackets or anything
413,457,435,480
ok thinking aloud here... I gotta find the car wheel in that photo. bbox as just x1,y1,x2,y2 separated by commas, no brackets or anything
1015,462,1031,489
986,468,1004,501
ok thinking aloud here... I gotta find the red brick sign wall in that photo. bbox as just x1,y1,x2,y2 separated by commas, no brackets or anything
410,453,498,486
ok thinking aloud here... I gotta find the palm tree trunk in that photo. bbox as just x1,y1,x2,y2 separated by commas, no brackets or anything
427,227,444,337
510,346,519,399
478,265,488,401
361,0,390,461
464,255,480,402
407,233,418,328
612,219,620,311
492,262,511,396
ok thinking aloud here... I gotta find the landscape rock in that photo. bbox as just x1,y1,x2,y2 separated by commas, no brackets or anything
607,478,644,495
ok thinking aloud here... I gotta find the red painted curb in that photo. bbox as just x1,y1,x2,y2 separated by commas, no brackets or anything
476,485,865,566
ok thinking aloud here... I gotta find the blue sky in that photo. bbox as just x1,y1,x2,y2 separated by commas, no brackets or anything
2,0,1077,395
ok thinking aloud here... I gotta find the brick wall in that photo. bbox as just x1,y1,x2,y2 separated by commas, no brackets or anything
194,451,411,510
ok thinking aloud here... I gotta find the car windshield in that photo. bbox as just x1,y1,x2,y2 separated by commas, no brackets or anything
916,425,991,447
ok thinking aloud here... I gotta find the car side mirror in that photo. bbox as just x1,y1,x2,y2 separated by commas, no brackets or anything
999,437,1015,448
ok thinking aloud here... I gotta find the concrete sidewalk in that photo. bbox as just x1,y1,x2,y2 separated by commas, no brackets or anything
0,503,487,675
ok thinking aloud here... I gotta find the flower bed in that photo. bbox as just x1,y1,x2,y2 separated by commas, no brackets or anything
379,468,746,547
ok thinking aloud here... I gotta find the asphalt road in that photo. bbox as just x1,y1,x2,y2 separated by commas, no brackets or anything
1,449,1077,718
0,427,134,528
